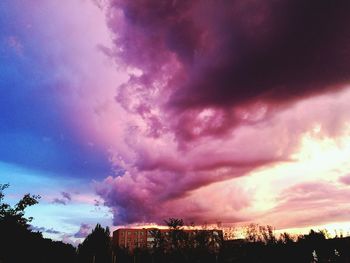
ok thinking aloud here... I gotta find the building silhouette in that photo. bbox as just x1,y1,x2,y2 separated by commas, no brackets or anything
112,228,223,251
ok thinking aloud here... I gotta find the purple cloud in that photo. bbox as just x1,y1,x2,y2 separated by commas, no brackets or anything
93,0,350,226
339,174,350,185
30,226,61,235
110,0,350,112
52,191,72,205
74,223,91,238
267,181,350,228
61,191,72,201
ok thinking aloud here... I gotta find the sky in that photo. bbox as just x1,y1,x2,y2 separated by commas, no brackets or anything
2,0,350,243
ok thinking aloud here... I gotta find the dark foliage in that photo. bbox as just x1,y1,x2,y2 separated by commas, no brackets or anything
0,183,76,263
112,220,350,263
77,224,112,263
221,228,350,263
112,218,223,263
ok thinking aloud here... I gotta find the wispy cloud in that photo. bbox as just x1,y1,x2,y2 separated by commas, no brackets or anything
30,225,61,235
74,223,91,238
52,192,72,205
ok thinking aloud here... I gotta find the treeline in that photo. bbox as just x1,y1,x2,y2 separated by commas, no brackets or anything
221,225,350,263
112,218,223,263
109,222,350,263
2,184,350,263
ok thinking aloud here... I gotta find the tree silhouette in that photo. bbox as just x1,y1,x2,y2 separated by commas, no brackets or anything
164,218,184,230
0,183,76,263
0,183,40,227
0,183,41,262
78,223,111,263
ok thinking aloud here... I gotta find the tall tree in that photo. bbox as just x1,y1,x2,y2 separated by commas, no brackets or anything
78,223,111,263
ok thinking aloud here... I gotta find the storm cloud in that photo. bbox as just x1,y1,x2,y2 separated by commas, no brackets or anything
110,0,350,110
94,0,350,225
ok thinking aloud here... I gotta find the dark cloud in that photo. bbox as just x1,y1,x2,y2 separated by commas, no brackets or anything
74,223,91,238
30,226,61,234
61,191,72,201
52,191,72,205
173,0,350,109
52,198,67,205
95,165,254,225
97,0,350,225
110,0,350,110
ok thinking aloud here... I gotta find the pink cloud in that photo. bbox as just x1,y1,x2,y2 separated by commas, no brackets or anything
47,0,350,228
74,223,91,238
94,86,350,226
265,181,350,229
339,174,350,185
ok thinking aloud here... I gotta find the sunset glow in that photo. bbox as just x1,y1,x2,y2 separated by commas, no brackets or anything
2,0,350,244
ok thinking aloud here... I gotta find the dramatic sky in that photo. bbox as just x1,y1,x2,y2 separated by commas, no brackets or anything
2,0,350,242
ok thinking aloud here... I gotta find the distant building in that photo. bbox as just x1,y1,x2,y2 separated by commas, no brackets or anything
112,228,152,250
112,228,223,251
